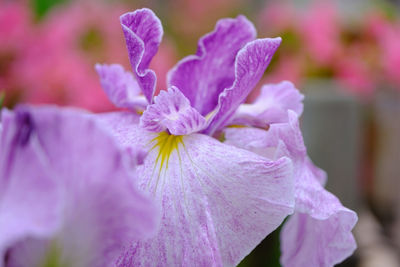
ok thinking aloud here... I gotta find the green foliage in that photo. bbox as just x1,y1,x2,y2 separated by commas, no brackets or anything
237,225,283,267
32,0,69,20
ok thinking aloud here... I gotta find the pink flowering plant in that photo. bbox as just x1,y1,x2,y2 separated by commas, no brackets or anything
0,7,357,267
0,0,177,111
256,0,400,99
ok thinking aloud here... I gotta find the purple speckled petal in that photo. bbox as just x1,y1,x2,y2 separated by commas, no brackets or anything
95,113,294,266
96,64,147,111
0,106,158,267
224,111,357,266
167,15,256,115
140,87,206,135
204,38,282,135
232,81,304,127
120,8,163,103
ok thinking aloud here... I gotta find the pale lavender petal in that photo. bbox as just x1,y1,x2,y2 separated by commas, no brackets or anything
224,126,281,159
95,111,142,148
97,115,294,266
232,81,304,127
280,175,357,267
0,106,158,267
224,112,357,266
95,63,147,111
0,109,61,267
281,212,356,267
120,8,163,103
139,87,206,135
167,15,256,115
204,38,282,135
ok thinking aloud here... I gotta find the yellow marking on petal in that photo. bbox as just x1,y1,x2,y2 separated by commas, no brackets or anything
227,124,247,128
228,124,270,130
148,132,183,192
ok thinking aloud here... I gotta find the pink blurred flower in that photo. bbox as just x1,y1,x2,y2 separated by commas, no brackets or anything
0,1,32,98
4,0,177,111
298,1,342,65
258,1,296,35
364,12,400,89
14,1,133,111
378,25,400,88
0,1,31,51
335,52,375,98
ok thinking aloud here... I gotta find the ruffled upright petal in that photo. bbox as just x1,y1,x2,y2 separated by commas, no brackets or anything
97,115,295,267
140,87,206,135
223,111,357,267
0,106,158,267
96,64,147,111
232,81,304,127
204,38,282,135
120,8,163,103
168,15,256,115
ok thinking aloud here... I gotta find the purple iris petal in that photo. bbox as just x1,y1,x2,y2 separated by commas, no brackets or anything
0,106,158,267
168,15,256,115
232,81,304,127
140,87,207,135
224,111,357,267
0,109,61,267
203,37,282,135
96,63,147,111
120,8,163,103
280,173,357,267
96,115,295,266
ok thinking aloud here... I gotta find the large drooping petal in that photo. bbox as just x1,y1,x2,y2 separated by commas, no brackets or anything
203,38,282,135
232,81,304,127
280,165,357,267
0,106,158,267
96,114,295,266
140,87,206,135
120,8,163,103
96,63,147,111
167,15,256,115
223,111,357,267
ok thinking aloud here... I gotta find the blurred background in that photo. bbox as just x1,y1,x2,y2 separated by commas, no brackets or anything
1,0,400,266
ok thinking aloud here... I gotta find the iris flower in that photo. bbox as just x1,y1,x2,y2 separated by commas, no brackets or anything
0,106,158,267
96,8,357,266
